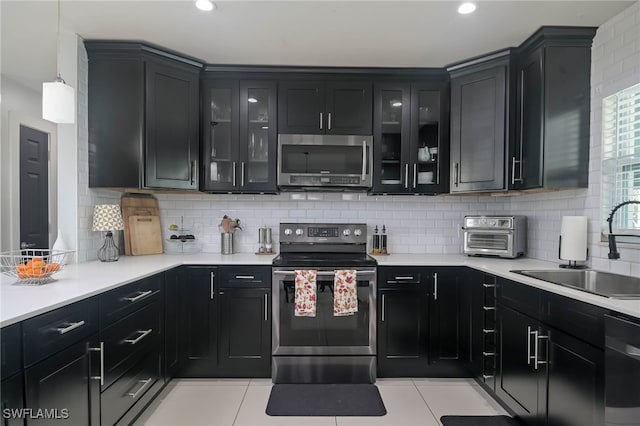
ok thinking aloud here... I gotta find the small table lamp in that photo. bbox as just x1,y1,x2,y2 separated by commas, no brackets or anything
92,204,124,262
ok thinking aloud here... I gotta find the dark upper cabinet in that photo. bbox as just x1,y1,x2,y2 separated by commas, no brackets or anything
449,50,515,193
86,42,201,190
202,78,277,193
372,77,449,194
278,80,372,135
512,27,596,190
145,59,200,190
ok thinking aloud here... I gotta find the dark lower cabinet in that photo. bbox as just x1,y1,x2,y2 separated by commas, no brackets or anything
497,302,605,426
1,373,24,426
177,265,272,378
217,288,271,377
24,336,100,426
178,266,218,377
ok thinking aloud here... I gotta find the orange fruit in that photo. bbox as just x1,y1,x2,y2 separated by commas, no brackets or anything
45,263,60,273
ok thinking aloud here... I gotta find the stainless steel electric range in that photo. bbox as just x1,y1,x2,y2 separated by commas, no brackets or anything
271,223,377,383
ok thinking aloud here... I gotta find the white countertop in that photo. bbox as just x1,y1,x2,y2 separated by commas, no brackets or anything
2,252,639,327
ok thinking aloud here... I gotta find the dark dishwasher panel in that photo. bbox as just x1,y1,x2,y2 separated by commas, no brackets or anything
605,315,640,425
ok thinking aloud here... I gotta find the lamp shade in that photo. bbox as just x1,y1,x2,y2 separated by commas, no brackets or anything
42,79,75,124
92,205,124,232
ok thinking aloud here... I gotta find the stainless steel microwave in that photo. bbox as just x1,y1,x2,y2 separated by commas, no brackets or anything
277,134,373,190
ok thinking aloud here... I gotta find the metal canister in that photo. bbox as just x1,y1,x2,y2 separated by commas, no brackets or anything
221,232,234,255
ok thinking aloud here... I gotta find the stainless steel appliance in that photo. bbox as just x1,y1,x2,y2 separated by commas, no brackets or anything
463,215,527,258
605,315,640,425
277,134,373,190
271,223,377,383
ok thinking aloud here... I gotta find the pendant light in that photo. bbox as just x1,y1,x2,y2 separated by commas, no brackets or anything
42,0,75,124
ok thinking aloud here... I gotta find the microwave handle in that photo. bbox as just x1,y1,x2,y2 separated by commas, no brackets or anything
361,140,367,181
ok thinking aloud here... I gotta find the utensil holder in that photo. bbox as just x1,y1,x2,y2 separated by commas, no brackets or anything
221,232,234,255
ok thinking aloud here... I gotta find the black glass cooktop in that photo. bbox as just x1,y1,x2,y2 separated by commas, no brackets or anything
272,252,377,268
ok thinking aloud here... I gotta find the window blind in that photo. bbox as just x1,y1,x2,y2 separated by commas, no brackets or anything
601,83,640,235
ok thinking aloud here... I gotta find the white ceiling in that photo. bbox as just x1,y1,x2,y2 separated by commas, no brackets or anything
1,0,635,91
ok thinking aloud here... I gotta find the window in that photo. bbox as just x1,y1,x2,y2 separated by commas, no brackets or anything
601,83,640,237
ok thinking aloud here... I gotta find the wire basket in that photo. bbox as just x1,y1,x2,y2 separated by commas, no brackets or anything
0,249,74,285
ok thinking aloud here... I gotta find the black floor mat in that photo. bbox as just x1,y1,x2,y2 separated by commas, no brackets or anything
441,415,520,426
266,384,386,416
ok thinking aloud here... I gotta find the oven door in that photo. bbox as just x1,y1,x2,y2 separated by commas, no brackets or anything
272,268,376,356
277,135,373,188
463,229,514,256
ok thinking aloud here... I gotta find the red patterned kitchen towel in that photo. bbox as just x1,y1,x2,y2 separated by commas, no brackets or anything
294,270,317,317
334,270,358,316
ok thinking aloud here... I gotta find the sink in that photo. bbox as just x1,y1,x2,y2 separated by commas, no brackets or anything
510,269,640,299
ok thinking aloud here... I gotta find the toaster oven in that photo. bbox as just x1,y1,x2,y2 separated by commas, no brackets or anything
463,216,527,258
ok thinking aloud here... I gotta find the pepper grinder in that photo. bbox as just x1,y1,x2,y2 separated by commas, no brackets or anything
372,225,380,254
381,224,388,254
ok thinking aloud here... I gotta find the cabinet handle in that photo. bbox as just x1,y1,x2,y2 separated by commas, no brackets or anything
482,284,496,288
394,276,415,280
482,306,495,311
123,290,153,303
361,140,367,182
190,160,197,185
482,374,494,380
328,112,332,130
89,341,104,386
381,294,386,322
511,157,523,184
433,272,438,301
404,164,409,189
413,164,417,188
232,162,237,187
319,112,323,130
482,329,495,333
235,275,255,280
55,320,85,335
127,378,153,398
483,352,496,356
264,293,268,321
123,329,153,345
454,163,459,186
527,326,534,365
210,272,215,300
534,332,548,370
241,162,245,187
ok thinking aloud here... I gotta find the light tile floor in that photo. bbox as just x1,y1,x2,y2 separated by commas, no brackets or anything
134,378,509,426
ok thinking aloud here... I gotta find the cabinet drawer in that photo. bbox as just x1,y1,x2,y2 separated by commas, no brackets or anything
101,301,162,390
101,349,161,426
540,292,607,348
220,266,270,288
378,267,428,288
23,297,99,366
497,277,540,318
1,324,22,379
100,275,162,325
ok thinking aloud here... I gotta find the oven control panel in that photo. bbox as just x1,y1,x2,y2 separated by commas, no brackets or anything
280,223,367,244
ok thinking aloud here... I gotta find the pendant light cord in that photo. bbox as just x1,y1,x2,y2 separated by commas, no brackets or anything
56,0,63,82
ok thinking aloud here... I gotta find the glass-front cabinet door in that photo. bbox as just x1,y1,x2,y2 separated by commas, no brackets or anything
202,79,277,193
239,80,277,193
372,82,411,193
410,83,449,194
203,80,239,191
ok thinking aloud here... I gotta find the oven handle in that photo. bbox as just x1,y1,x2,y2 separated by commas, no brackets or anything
273,270,376,277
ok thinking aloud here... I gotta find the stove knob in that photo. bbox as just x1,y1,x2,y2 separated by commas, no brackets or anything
295,228,304,236
284,228,292,236
343,229,351,236
354,229,362,237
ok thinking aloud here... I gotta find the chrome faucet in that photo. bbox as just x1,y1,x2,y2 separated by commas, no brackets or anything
606,200,640,259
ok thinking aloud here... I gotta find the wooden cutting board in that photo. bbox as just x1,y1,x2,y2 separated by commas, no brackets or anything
121,194,160,255
128,215,163,255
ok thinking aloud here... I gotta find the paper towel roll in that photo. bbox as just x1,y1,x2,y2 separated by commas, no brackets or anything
559,216,588,261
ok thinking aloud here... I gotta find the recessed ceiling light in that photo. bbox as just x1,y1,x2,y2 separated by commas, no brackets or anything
392,101,402,107
248,97,258,103
458,2,476,14
195,0,215,12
